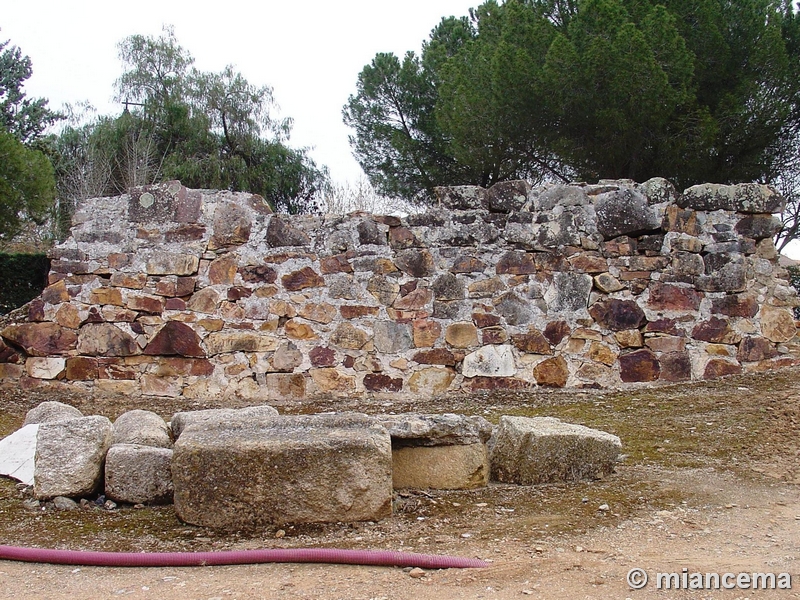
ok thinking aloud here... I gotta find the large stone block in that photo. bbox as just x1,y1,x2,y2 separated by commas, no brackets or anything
24,401,83,426
379,413,493,446
462,345,515,378
489,416,621,484
678,183,785,213
105,444,174,505
392,444,489,490
34,416,113,499
172,414,392,527
170,405,279,440
113,410,172,448
594,188,660,238
1,323,78,357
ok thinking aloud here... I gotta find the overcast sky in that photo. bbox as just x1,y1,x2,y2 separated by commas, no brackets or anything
3,0,478,184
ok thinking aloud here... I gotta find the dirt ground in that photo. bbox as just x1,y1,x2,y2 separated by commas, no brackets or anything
1,367,800,599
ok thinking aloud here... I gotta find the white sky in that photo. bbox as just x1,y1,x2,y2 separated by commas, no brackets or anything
2,0,478,183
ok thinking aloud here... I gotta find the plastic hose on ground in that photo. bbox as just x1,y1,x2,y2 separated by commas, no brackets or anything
0,545,488,569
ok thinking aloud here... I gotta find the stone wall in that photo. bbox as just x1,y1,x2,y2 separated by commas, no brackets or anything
1,178,798,401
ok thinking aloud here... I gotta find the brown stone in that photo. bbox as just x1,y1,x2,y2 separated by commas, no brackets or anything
628,256,669,271
127,294,165,314
41,280,69,304
389,227,419,249
472,313,501,328
144,253,200,276
284,319,318,340
340,305,379,319
711,293,759,318
143,321,205,357
760,305,797,343
239,265,277,284
470,377,531,391
266,373,306,399
309,346,336,367
542,321,570,346
468,278,507,298
330,322,371,349
363,373,403,392
141,374,182,397
186,287,222,314
512,331,551,354
309,368,355,393
659,352,692,382
412,348,457,366
593,273,625,293
645,335,686,353
65,357,99,380
395,249,435,277
451,256,487,273
602,236,637,257
320,254,353,274
589,342,617,365
198,318,224,332
619,349,660,382
618,270,650,281
27,299,45,322
227,286,252,301
568,254,607,273
77,323,137,357
703,359,742,379
692,317,740,344
210,202,252,248
572,328,603,341
647,283,702,311
282,267,324,291
1,323,78,356
101,307,138,323
54,304,82,329
408,367,456,393
299,302,337,324
482,327,508,345
670,235,703,253
0,339,20,364
394,287,432,310
645,319,682,336
207,255,238,285
0,363,23,379
154,357,214,377
90,287,123,306
164,223,206,242
615,329,644,348
110,273,147,289
108,253,131,269
445,323,479,348
533,356,569,387
496,251,537,275
204,331,278,354
738,336,778,362
589,299,646,331
154,276,196,297
367,276,400,305
265,216,309,247
413,320,441,347
271,341,303,372
663,205,699,235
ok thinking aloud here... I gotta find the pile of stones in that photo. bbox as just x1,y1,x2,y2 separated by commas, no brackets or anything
7,401,622,528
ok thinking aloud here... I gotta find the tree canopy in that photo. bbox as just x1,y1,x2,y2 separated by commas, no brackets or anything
345,0,800,201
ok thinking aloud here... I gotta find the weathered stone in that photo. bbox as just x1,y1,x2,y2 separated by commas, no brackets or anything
339,305,379,320
24,401,83,426
704,358,742,379
164,223,206,242
284,319,318,340
77,323,137,356
512,331,552,354
445,323,478,348
204,331,278,354
429,273,463,301
760,305,797,343
331,322,371,350
533,355,569,387
186,287,222,314
658,351,692,382
266,217,310,247
462,345,515,378
125,293,165,314
568,254,608,273
171,405,280,440
412,319,441,348
144,253,199,276
392,444,489,490
112,410,172,448
25,357,65,379
367,276,400,305
678,183,785,213
735,214,780,240
413,348,457,366
363,373,403,392
210,201,252,248
470,376,531,390
320,254,353,274
394,287,432,310
619,349,660,382
282,267,324,291
589,342,617,365
239,264,277,284
545,272,593,312
173,415,392,527
472,312,501,328
356,219,386,246
298,302,337,324
614,329,643,348
308,346,335,368
489,416,621,484
697,253,746,293
27,299,45,322
738,336,778,362
480,326,506,344
692,317,741,344
380,413,493,446
468,278,507,298
2,323,78,357
140,374,182,397
540,321,569,347
647,283,702,312
644,335,685,353
711,293,759,318
41,280,69,304
671,251,705,276
310,368,356,393
388,226,419,249
370,321,410,354
268,341,301,372
589,299,646,331
408,367,456,393
496,251,537,275
34,416,113,500
105,444,174,505
110,273,147,289
153,357,213,377
206,255,238,285
395,249,435,277
451,255,487,273
595,188,660,238
495,291,536,326
486,180,530,212
266,373,306,399
535,184,590,210
435,185,487,210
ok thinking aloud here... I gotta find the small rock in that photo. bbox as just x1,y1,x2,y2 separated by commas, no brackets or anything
408,567,426,579
53,496,79,511
104,500,118,510
598,504,609,511
22,498,40,511
275,529,286,539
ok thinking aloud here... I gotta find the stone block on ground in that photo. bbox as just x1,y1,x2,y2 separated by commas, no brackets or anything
104,444,174,505
23,401,83,426
379,413,493,446
488,416,621,485
34,416,113,499
113,410,172,448
170,405,279,440
392,443,489,490
172,413,392,528
0,424,39,485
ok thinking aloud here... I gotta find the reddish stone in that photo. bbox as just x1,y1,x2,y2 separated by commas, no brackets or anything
470,377,531,391
85,307,104,323
310,346,336,368
342,355,356,369
543,321,571,346
320,254,353,274
663,205,699,235
127,294,165,314
108,253,131,269
395,249,435,277
239,265,277,284
0,339,20,364
628,256,670,271
703,359,742,379
41,280,69,304
412,319,441,347
451,256,487,273
155,357,214,376
27,299,45,322
227,286,252,301
363,373,403,392
98,362,136,380
589,299,646,331
602,237,637,257
374,215,402,227
77,323,138,357
389,227,420,249
210,202,252,248
90,287,123,306
101,307,137,323
282,267,324,291
482,327,508,345
645,319,681,336
737,336,778,362
659,352,692,382
207,255,238,285
568,254,607,273
692,317,739,344
472,313,501,328
619,349,660,383
340,305,379,319
534,253,570,272
533,356,569,387
1,323,78,356
399,280,418,296
110,273,147,289
143,321,205,357
65,357,99,380
648,283,702,311
645,335,685,353
512,331,552,354
412,348,456,366
496,251,537,275
265,217,309,247
164,223,206,242
394,287,432,310
165,298,186,311
711,293,759,318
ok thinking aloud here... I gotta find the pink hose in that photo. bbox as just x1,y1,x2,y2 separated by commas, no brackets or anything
0,545,488,569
